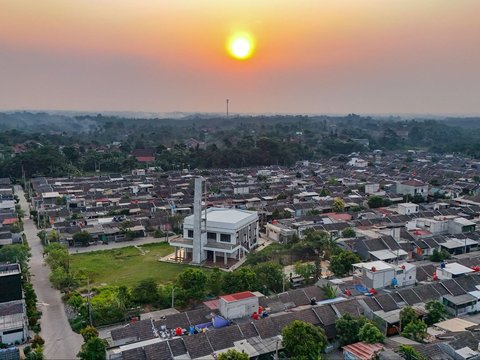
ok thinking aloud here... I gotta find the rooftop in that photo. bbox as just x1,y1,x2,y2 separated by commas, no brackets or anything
353,260,394,272
439,262,474,275
220,291,256,303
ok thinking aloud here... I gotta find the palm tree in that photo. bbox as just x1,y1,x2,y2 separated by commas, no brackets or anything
321,283,338,299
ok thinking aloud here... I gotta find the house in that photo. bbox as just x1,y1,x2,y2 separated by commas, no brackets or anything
131,148,156,163
219,291,259,320
169,207,259,265
397,203,419,215
347,158,368,168
265,221,297,243
443,294,479,317
0,264,28,345
342,342,384,360
407,218,449,235
0,264,22,303
0,300,28,345
448,218,476,234
353,261,416,290
435,262,474,280
184,138,206,150
365,183,386,196
396,180,428,199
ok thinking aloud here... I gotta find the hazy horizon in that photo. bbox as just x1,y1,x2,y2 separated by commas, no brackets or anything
1,1,480,115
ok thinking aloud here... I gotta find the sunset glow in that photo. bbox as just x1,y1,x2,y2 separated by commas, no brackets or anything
227,33,255,60
0,1,479,114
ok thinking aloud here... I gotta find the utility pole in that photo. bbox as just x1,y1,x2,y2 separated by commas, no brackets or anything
226,99,229,118
87,278,93,326
21,165,26,192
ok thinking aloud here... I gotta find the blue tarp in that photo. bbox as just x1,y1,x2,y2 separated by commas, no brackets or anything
212,315,229,329
355,284,368,293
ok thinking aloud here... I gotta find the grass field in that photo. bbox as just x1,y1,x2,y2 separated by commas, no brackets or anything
70,243,195,288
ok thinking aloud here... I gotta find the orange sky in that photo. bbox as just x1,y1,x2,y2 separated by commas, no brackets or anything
1,0,479,114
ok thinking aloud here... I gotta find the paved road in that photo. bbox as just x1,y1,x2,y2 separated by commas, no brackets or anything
15,186,83,360
68,235,179,254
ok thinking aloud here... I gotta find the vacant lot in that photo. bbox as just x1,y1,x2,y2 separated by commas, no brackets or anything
70,243,194,288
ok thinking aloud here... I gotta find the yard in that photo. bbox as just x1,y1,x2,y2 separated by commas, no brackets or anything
69,242,195,288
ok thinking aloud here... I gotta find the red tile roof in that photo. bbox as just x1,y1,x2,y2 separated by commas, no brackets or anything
136,156,155,163
2,218,17,225
343,342,383,360
220,291,256,302
203,299,220,310
327,213,352,221
401,179,426,187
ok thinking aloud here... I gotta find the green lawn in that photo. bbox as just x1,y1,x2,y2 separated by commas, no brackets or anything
70,243,194,288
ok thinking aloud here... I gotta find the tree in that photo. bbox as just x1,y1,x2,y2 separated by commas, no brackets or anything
218,349,249,360
131,278,158,304
117,286,131,313
62,145,80,163
221,267,261,294
10,221,23,233
55,196,67,205
402,320,427,342
358,323,385,343
0,244,30,269
425,300,446,325
177,268,208,301
332,197,345,212
32,334,45,348
367,195,385,208
44,243,69,271
294,262,316,284
73,231,92,246
47,229,60,243
282,320,327,359
335,314,368,346
399,345,427,360
80,326,99,342
253,262,284,294
304,230,337,278
341,227,356,238
400,306,417,331
77,337,107,360
429,249,451,262
321,283,338,299
329,250,360,277
208,268,224,296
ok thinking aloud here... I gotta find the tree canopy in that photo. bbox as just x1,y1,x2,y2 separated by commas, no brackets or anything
329,250,360,277
217,349,249,360
335,314,368,346
400,306,418,331
425,300,446,325
402,320,427,342
282,320,327,359
176,268,208,301
358,323,385,344
77,337,107,360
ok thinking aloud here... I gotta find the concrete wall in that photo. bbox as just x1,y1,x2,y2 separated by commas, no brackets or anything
219,297,259,320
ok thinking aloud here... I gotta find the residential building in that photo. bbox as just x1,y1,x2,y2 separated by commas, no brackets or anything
397,203,419,215
219,291,259,319
353,261,416,290
169,207,258,265
0,264,22,303
396,180,428,199
0,300,28,345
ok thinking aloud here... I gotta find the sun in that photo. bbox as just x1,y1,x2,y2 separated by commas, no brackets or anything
227,33,255,60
